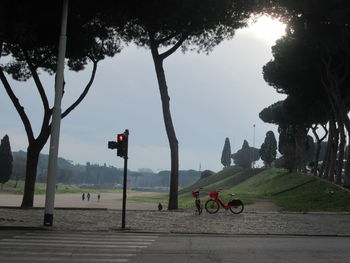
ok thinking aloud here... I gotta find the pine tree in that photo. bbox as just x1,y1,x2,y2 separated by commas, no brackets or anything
259,131,277,168
232,140,259,169
0,135,13,189
221,138,231,168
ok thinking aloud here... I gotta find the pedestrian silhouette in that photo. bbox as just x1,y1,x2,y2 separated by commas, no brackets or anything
87,192,90,201
97,193,101,202
82,193,85,201
158,202,163,211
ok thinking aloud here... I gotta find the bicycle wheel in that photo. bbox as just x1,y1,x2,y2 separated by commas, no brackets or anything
195,199,202,215
229,200,244,214
205,199,220,214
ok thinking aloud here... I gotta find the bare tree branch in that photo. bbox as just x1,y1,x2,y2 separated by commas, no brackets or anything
22,47,50,111
154,33,178,45
62,59,98,119
0,67,34,142
159,33,187,60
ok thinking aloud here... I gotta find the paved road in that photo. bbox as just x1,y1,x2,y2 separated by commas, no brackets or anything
133,234,350,263
0,230,158,262
1,231,350,263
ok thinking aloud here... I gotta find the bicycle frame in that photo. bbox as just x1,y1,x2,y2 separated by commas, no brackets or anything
206,190,244,214
209,190,240,208
192,188,203,215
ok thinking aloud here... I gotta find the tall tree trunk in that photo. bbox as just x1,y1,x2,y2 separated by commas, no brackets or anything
294,125,307,172
321,121,333,179
328,119,338,182
335,94,350,187
336,122,346,185
344,134,350,188
343,117,350,188
151,50,179,210
21,143,42,207
21,127,50,207
311,124,328,177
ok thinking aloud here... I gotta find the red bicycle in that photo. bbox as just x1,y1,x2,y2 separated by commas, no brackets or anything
192,187,203,215
205,189,244,214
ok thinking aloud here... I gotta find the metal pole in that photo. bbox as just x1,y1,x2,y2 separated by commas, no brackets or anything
121,156,128,229
44,0,69,226
121,129,129,229
253,124,256,168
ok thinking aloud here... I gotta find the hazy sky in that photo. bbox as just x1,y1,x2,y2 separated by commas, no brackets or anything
0,16,287,173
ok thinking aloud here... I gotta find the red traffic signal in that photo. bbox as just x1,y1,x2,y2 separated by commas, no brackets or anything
108,130,129,158
118,134,125,142
117,133,128,158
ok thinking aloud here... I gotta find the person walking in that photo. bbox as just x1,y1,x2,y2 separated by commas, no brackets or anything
87,192,90,201
97,193,101,202
82,193,85,201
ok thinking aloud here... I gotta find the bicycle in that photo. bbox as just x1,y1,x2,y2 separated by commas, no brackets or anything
192,187,203,215
205,189,244,214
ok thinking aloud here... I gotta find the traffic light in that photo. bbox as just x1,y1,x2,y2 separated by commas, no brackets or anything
108,141,118,149
108,130,129,158
117,133,127,157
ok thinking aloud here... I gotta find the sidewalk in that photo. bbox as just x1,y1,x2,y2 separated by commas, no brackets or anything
1,207,350,236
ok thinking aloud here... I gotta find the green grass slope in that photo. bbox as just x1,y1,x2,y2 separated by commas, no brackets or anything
229,168,350,212
271,179,350,212
178,167,265,209
121,167,350,212
229,169,314,196
129,166,260,208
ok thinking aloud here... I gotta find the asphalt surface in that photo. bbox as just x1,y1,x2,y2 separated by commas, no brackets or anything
1,231,350,263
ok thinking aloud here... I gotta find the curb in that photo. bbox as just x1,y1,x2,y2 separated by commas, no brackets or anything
110,229,350,238
0,226,49,231
0,206,108,211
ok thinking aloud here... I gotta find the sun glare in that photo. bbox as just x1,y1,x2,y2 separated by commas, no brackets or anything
243,15,286,46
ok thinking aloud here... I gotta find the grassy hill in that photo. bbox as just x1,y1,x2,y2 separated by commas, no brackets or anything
177,167,265,209
130,167,350,212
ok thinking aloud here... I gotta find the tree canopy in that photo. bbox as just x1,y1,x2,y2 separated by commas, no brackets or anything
0,0,123,207
0,135,13,187
259,131,277,167
232,140,259,169
260,0,350,182
221,137,232,167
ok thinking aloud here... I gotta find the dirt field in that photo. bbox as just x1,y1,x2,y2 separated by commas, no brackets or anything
0,192,279,211
0,192,158,210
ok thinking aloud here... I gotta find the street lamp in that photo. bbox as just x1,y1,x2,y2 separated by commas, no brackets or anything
44,0,69,227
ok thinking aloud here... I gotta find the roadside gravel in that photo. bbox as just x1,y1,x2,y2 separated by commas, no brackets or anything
1,193,349,236
1,207,350,236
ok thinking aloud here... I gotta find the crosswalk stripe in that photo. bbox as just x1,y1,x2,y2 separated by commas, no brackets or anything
1,239,153,245
23,233,158,239
1,247,142,253
0,231,158,262
0,251,136,257
13,235,156,242
0,242,148,248
1,258,129,262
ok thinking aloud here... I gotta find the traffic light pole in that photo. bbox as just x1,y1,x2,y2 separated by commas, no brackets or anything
121,154,128,229
121,129,129,229
108,129,129,229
